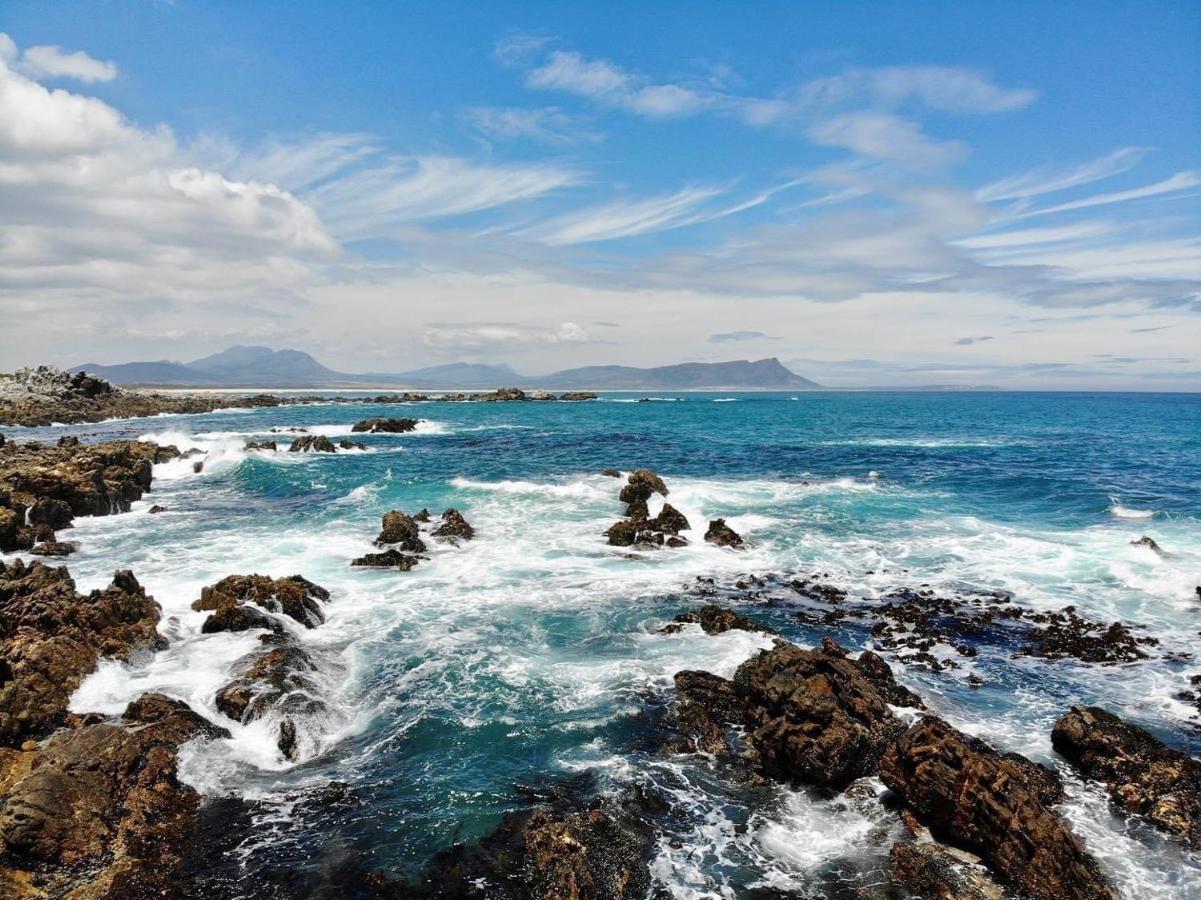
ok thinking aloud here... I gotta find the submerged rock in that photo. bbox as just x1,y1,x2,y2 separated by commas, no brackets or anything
659,604,777,636
889,839,1005,900
600,468,622,478
1052,705,1201,848
704,518,743,547
880,716,1113,900
0,693,228,898
0,562,163,747
431,507,475,542
215,641,325,760
193,574,330,630
351,548,420,571
1019,609,1157,664
351,417,418,434
1130,535,1168,556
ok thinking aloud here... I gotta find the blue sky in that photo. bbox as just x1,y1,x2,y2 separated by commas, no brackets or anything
1,0,1198,387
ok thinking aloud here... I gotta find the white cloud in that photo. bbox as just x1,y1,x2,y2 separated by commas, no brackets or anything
808,111,968,170
524,50,709,119
1,33,118,83
977,147,1147,202
519,185,727,244
421,320,590,349
955,221,1118,250
798,66,1036,113
1019,171,1201,217
465,106,601,144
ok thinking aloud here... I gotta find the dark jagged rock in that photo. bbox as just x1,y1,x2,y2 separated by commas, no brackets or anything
734,638,920,788
201,603,282,635
880,716,1114,900
1020,609,1157,664
29,540,77,557
338,439,366,450
646,503,689,534
474,387,527,402
1130,535,1168,556
288,434,338,453
669,670,748,756
889,839,1004,900
401,792,656,899
0,693,228,898
704,518,743,547
0,561,163,747
601,468,622,478
624,497,649,521
192,574,330,630
244,440,278,451
605,519,640,547
412,508,431,522
561,392,598,401
214,641,324,760
147,504,166,513
431,508,474,542
1052,706,1201,848
0,437,178,550
660,604,777,636
351,548,420,571
351,417,419,434
374,510,426,552
617,469,667,507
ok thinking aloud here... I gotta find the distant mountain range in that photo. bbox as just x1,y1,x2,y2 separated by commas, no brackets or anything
73,346,821,390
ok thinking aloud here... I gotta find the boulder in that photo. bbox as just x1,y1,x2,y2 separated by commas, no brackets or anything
351,549,420,571
646,502,689,534
889,840,1005,900
288,435,337,453
350,417,418,434
879,716,1114,900
243,440,277,451
704,518,743,547
0,562,163,747
561,392,598,401
0,693,228,898
617,469,668,506
431,508,474,542
374,510,426,552
1052,706,1201,848
192,574,330,630
338,439,366,450
29,540,77,557
601,468,622,478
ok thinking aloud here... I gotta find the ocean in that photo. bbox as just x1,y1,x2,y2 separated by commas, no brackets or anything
5,390,1200,897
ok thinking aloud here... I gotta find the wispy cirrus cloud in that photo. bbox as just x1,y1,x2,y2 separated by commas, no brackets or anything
465,106,601,145
1018,170,1201,218
977,147,1148,202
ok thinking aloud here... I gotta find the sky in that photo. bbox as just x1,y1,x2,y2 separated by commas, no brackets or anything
0,0,1199,389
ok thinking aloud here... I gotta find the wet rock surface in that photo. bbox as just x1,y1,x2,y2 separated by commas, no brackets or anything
375,510,427,552
288,434,338,453
0,436,178,551
889,838,1004,900
352,548,421,570
605,469,693,549
352,417,419,433
704,518,743,547
659,603,777,636
193,574,331,630
880,716,1112,900
0,693,229,899
1052,705,1201,848
431,508,475,542
0,561,163,747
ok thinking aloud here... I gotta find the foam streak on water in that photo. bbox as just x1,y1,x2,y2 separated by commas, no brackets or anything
4,390,1198,895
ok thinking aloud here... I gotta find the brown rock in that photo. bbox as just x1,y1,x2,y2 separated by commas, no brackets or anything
193,574,330,630
890,840,1005,900
374,509,426,552
431,508,474,542
0,693,228,898
351,548,420,570
646,502,689,534
704,518,743,547
660,604,776,636
288,435,337,453
1052,705,1201,848
880,716,1114,900
0,562,163,747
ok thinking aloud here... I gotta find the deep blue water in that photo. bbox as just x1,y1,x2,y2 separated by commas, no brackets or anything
5,391,1200,897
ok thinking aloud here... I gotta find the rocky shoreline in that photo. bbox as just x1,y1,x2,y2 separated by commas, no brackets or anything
0,388,1197,896
0,366,598,428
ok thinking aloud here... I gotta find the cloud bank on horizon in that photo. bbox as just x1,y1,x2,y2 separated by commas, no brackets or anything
0,1,1197,389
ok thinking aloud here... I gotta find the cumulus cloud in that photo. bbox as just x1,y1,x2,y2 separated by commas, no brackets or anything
0,33,118,83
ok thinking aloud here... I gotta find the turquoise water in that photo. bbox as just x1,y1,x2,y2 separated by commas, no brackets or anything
5,391,1200,897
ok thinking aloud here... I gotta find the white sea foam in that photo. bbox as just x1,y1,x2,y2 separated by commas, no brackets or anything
1110,504,1155,519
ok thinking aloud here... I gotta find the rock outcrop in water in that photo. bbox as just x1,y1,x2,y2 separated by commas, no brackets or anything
0,365,287,427
289,434,338,453
703,518,743,547
431,508,475,543
0,561,164,747
374,510,427,553
193,574,330,630
668,632,1113,899
605,469,693,549
1052,706,1201,848
0,436,178,552
0,693,229,899
352,417,419,433
880,716,1112,900
659,603,776,636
